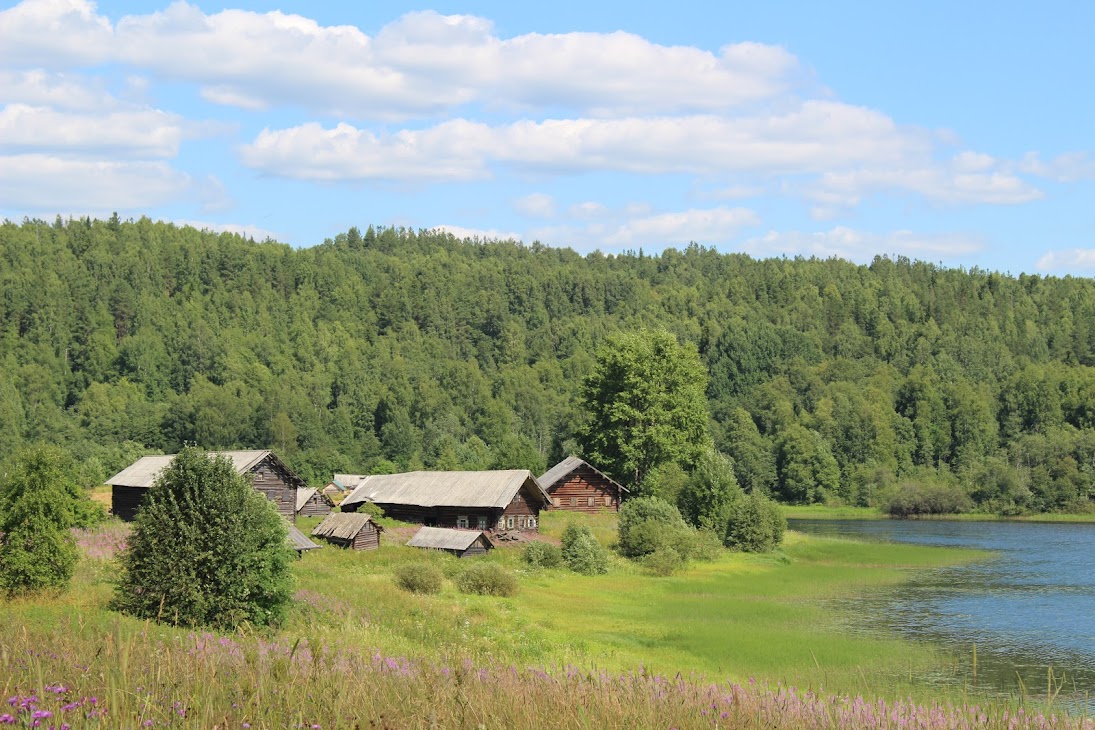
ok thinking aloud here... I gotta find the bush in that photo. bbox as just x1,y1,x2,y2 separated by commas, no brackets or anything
687,529,724,562
522,541,563,569
642,547,684,576
617,496,691,559
678,449,743,530
561,523,610,575
394,562,444,594
881,481,974,518
455,562,518,597
0,446,82,596
724,492,786,553
112,448,296,628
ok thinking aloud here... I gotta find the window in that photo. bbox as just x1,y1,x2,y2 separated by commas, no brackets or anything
507,516,515,529
552,497,560,507
527,516,537,528
457,515,469,529
587,496,595,507
605,495,613,507
477,516,487,530
570,496,577,507
497,517,506,530
518,516,525,528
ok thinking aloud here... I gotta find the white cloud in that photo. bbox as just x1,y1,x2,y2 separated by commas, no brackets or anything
514,193,556,218
1019,152,1095,183
173,219,280,241
0,154,191,210
569,201,609,219
742,227,984,263
1035,249,1095,272
0,103,185,157
434,224,523,242
0,70,114,110
603,206,760,246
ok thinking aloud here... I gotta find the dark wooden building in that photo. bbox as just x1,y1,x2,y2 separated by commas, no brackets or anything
311,512,383,550
296,488,334,517
539,456,628,513
339,470,551,533
106,450,306,521
406,526,493,558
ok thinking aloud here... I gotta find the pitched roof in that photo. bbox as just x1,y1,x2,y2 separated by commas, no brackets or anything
406,526,489,551
341,470,550,511
311,512,379,541
538,456,629,493
106,451,304,489
287,524,321,551
332,474,368,489
296,488,333,511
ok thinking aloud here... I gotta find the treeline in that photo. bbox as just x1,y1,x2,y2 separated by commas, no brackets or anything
2,216,1094,514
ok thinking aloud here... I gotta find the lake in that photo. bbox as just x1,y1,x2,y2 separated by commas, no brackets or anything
790,518,1095,708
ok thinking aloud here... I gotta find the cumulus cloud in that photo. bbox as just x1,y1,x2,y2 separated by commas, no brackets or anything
1019,152,1095,183
603,206,760,246
0,103,185,157
514,193,556,218
1035,249,1095,272
742,227,984,263
0,154,192,210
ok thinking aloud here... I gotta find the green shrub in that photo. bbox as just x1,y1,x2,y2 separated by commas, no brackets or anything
522,541,563,568
561,523,610,575
455,562,518,597
394,562,444,594
687,528,724,562
677,449,743,530
0,446,82,596
881,481,974,518
112,448,296,628
617,496,691,559
642,547,684,576
724,492,786,553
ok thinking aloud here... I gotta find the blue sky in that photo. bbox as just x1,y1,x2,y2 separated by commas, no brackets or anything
1,0,1093,274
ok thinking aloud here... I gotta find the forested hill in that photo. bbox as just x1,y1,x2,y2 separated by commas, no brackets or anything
3,217,1095,514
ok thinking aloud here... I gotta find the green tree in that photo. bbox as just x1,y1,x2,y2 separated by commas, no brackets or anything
724,491,786,552
0,446,81,595
560,522,609,575
578,330,710,491
775,425,841,504
616,496,692,559
112,447,295,628
677,448,743,530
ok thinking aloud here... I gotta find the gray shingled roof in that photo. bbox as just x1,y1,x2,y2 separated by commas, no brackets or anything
538,456,629,493
296,488,332,512
287,524,321,551
106,451,296,488
311,512,379,541
341,470,550,511
406,526,489,551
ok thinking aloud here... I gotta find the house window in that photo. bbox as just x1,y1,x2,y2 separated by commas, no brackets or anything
507,516,515,529
457,515,469,529
527,516,537,528
587,496,595,507
477,516,487,530
518,516,525,528
497,517,506,530
552,497,560,507
605,495,613,507
570,496,577,507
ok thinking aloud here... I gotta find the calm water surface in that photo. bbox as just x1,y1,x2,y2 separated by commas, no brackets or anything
790,519,1095,705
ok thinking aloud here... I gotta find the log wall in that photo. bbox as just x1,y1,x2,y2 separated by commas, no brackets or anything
547,465,621,513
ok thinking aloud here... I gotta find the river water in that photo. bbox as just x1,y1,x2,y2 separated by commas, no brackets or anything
789,519,1095,707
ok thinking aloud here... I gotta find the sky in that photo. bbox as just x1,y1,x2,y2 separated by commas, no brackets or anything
1,0,1094,275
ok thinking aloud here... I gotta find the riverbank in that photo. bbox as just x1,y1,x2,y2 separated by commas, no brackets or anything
781,504,1095,523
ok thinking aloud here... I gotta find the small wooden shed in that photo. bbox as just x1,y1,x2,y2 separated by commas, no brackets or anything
311,512,383,550
406,526,493,558
296,487,334,517
287,524,322,554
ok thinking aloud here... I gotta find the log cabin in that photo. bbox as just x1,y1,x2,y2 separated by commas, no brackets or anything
406,526,493,558
538,456,629,513
311,512,382,550
296,487,334,517
339,470,550,533
106,450,305,521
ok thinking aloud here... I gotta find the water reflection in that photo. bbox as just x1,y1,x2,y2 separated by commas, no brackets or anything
790,519,1095,708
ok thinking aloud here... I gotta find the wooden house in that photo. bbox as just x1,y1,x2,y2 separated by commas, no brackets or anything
538,456,628,513
339,470,550,533
324,474,365,499
407,526,493,558
296,487,334,517
106,450,305,522
311,512,383,550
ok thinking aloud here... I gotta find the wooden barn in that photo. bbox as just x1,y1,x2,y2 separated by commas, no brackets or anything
539,456,628,513
311,512,383,550
407,526,493,558
106,450,306,521
296,487,334,517
339,470,550,533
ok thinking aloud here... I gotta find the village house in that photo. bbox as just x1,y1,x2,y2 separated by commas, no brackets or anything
339,470,550,533
323,474,365,500
538,456,628,513
106,450,305,522
296,487,334,517
407,526,493,558
311,512,383,550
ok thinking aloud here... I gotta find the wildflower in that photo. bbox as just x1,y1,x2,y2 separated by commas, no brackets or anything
31,711,51,720
0,714,13,724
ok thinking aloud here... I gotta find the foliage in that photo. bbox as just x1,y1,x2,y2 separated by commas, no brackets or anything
522,541,563,568
617,496,691,559
642,546,685,576
394,562,444,594
112,447,295,628
578,330,711,491
0,446,81,595
724,492,787,553
881,481,975,518
677,448,743,530
455,562,519,597
560,523,610,575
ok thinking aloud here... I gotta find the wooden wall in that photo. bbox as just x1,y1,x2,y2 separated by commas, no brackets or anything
547,465,621,513
250,457,298,521
298,493,332,517
351,524,382,550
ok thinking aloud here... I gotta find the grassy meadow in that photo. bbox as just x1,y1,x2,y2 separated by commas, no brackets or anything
3,511,1090,729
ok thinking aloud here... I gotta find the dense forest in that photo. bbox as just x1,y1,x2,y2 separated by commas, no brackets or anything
2,216,1095,515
